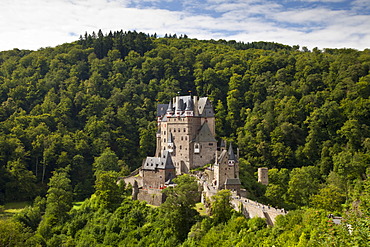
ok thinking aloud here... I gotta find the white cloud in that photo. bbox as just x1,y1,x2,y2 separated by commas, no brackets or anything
272,8,346,25
0,0,369,51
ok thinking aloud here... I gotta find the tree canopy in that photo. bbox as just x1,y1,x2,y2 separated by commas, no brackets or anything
0,30,369,246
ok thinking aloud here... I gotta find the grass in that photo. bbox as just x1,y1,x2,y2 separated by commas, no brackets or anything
0,201,31,220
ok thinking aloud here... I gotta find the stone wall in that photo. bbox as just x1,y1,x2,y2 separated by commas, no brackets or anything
201,179,287,226
142,169,167,189
123,176,143,188
192,143,216,168
231,196,287,225
137,188,166,206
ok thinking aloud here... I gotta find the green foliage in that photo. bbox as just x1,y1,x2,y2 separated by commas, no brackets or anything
210,190,233,224
93,147,120,174
94,170,123,210
287,166,321,207
1,31,370,245
38,167,73,238
161,174,201,241
0,218,33,247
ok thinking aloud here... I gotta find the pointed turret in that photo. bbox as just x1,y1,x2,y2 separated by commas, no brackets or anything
184,97,194,116
220,139,226,151
166,100,174,116
228,142,236,165
175,97,183,116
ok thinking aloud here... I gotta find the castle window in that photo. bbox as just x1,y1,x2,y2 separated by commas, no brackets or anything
174,129,176,132
209,143,213,146
181,136,183,140
184,128,186,132
180,145,182,149
164,138,166,142
185,136,187,140
178,128,180,132
164,131,166,135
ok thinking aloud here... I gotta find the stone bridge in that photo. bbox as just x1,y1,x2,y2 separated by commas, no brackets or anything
201,179,287,226
230,196,287,226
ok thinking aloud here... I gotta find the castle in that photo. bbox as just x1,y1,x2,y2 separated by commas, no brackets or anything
125,95,286,226
154,95,217,174
126,95,241,205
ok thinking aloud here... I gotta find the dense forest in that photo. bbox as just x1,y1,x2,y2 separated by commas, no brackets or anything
0,30,369,246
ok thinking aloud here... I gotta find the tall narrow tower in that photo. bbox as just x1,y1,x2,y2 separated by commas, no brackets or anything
154,95,217,174
258,167,269,185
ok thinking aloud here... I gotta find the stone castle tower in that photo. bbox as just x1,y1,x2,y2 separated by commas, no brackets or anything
213,142,240,192
155,95,217,174
258,167,269,185
131,94,241,205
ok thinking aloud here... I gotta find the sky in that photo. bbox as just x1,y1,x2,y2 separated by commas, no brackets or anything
0,0,369,51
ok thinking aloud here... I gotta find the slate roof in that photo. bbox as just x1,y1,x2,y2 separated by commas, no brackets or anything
220,139,226,148
228,143,237,161
192,122,217,143
167,100,174,113
157,95,214,119
198,97,214,117
142,151,175,170
224,178,241,185
157,104,168,117
176,95,193,112
217,149,228,164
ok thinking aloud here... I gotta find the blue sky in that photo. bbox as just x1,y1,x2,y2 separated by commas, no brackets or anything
0,0,369,51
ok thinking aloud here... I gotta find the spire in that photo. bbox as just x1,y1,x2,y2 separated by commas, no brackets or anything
184,97,194,116
185,97,193,111
228,142,236,161
166,100,174,116
220,139,226,150
175,97,183,116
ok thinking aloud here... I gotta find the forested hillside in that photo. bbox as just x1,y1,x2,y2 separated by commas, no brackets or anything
0,31,369,246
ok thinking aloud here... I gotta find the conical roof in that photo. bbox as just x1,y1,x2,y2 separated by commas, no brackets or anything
185,97,193,111
228,142,236,161
167,100,174,113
